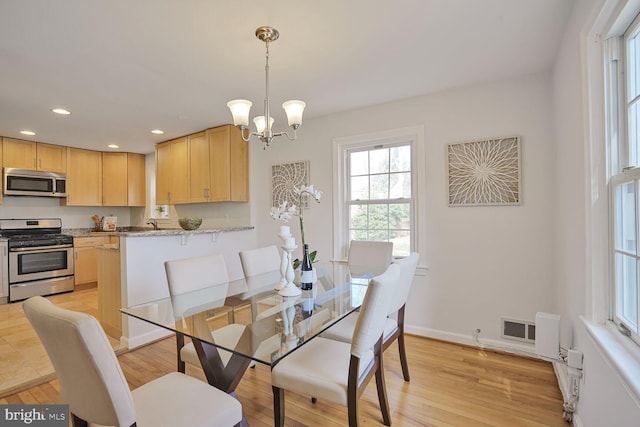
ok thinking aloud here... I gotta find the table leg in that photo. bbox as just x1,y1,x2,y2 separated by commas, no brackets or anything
192,339,252,394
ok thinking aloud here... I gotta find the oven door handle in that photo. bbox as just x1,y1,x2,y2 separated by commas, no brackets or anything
10,244,73,252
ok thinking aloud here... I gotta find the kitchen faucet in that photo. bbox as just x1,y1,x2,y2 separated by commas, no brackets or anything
146,218,158,230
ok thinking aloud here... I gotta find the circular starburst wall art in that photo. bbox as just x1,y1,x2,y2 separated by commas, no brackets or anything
447,136,521,206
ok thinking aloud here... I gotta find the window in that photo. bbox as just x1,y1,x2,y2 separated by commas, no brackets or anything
347,144,413,256
333,126,423,260
609,12,640,345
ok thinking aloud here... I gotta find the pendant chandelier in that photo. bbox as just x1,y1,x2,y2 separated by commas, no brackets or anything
227,26,306,148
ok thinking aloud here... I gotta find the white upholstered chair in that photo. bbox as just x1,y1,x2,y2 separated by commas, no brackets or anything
270,263,401,427
239,245,282,277
23,296,242,427
164,253,235,373
347,240,394,276
322,252,420,381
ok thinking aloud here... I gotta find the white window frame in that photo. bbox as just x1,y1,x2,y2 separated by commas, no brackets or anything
332,126,426,261
608,13,640,345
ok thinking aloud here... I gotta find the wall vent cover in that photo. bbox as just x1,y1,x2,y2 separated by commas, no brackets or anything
501,317,535,343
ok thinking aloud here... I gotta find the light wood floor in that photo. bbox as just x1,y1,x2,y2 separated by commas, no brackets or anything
0,288,570,426
0,286,124,396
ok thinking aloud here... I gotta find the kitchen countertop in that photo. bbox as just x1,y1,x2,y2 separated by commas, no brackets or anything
64,225,253,238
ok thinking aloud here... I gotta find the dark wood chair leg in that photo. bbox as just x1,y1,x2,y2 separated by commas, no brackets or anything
176,334,185,373
375,352,392,426
397,333,410,382
71,413,88,427
272,386,285,427
397,305,410,381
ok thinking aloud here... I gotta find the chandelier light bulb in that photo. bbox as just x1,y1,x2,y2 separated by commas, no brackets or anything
282,100,306,127
226,27,305,146
227,99,252,127
253,116,274,134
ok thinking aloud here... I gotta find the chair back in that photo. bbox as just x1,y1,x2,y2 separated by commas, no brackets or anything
347,240,393,276
164,253,229,296
239,245,281,277
351,263,400,358
387,252,419,315
23,296,136,427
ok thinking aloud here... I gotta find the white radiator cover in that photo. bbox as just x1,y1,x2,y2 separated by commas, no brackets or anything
535,312,561,360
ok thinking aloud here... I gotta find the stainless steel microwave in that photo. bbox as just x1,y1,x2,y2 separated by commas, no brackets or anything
3,168,67,197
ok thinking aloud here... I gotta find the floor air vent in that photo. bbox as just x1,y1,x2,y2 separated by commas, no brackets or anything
501,317,535,343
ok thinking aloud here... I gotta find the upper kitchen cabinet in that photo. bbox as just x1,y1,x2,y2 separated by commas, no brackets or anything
207,124,248,202
66,148,102,206
155,137,189,205
102,152,146,206
188,131,211,203
3,138,67,173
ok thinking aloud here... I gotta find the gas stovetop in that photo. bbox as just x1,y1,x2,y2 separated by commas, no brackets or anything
0,218,73,248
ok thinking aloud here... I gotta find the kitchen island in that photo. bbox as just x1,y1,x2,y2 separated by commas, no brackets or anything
95,226,255,349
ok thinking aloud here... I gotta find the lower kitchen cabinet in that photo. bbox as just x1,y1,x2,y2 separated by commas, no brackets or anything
97,243,121,338
74,236,110,285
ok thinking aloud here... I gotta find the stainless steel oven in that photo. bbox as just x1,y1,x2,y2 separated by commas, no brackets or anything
0,218,74,302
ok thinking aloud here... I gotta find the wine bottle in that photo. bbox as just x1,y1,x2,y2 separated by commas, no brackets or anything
300,243,313,290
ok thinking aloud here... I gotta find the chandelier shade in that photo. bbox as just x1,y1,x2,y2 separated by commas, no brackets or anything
227,27,306,148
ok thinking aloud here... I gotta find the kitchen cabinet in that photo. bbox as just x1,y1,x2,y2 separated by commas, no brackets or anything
102,152,145,206
66,148,102,206
207,124,248,202
97,243,122,338
74,236,110,286
188,125,248,203
188,131,210,202
155,137,189,204
0,138,3,205
3,138,67,173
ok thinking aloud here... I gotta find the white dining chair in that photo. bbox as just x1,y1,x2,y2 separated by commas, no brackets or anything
322,252,420,381
270,263,401,427
347,240,394,276
164,253,236,373
239,245,282,277
23,296,242,427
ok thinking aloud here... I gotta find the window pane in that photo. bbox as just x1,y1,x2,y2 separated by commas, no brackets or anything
349,205,367,229
629,100,640,167
370,174,389,199
390,230,411,257
350,151,369,176
350,176,369,200
616,253,638,330
390,145,411,172
389,203,411,230
370,148,389,174
390,172,411,199
629,34,640,100
368,204,389,230
350,229,368,241
615,181,637,253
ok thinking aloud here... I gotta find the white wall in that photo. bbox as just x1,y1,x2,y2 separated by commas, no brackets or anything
251,72,556,347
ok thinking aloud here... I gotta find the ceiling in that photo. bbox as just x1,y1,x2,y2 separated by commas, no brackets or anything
0,0,575,155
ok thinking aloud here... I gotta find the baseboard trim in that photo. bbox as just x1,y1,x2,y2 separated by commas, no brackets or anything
405,325,539,358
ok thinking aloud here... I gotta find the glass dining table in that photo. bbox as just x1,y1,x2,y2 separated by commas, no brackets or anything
120,262,371,394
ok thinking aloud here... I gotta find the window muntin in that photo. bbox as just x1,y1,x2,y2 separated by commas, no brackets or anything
346,143,413,257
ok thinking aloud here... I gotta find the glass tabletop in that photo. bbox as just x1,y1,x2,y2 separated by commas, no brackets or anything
120,262,371,367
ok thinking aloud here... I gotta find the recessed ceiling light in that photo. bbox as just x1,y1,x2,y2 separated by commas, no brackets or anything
20,130,36,136
151,129,164,135
107,144,119,149
51,108,71,115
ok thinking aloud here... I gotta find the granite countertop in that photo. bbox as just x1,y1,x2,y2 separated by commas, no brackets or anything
64,226,253,238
